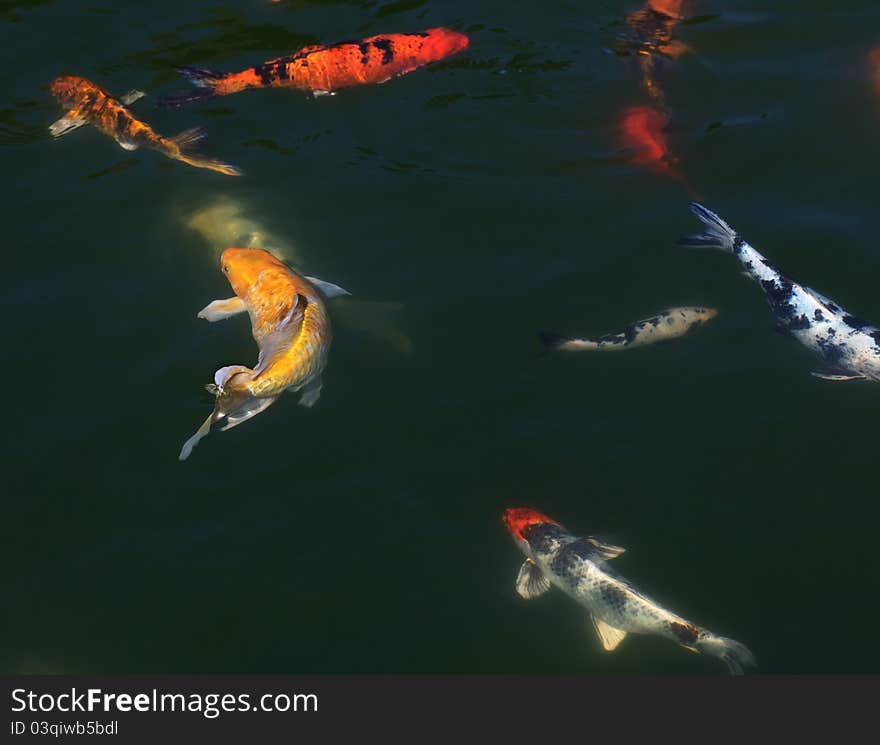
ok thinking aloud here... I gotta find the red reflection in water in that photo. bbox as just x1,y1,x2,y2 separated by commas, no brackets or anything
619,106,672,171
870,48,880,94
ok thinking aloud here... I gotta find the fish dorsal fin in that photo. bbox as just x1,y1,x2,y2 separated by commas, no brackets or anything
585,536,626,560
305,275,351,300
803,286,845,314
591,617,628,651
119,89,145,106
515,559,551,600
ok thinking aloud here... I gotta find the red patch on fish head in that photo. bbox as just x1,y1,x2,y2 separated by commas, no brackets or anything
619,105,673,171
220,247,285,297
50,75,87,107
502,508,561,541
421,27,470,62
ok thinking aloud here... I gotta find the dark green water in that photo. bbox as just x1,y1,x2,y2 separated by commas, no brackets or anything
4,0,880,674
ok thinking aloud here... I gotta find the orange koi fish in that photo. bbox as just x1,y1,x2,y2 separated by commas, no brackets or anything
619,105,673,172
49,76,241,176
159,27,469,107
179,248,349,460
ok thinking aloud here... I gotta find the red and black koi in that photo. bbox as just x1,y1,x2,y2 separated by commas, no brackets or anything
159,28,469,107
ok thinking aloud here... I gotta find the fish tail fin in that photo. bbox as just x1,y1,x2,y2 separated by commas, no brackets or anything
538,331,597,352
155,67,227,108
179,411,215,461
171,125,209,150
678,202,739,253
169,128,243,176
695,633,756,675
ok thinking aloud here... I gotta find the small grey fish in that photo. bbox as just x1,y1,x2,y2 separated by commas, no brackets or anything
680,202,880,381
503,507,755,674
540,306,717,352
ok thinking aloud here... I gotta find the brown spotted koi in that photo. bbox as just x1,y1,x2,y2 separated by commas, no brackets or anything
179,247,349,460
504,507,756,674
49,76,241,176
159,27,469,107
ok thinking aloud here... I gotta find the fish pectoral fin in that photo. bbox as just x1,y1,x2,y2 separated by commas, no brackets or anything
305,276,351,300
179,411,216,461
811,371,867,382
515,559,551,600
119,89,146,106
591,617,628,652
586,536,626,560
219,396,278,431
115,137,139,151
197,296,247,322
296,376,323,408
49,110,87,138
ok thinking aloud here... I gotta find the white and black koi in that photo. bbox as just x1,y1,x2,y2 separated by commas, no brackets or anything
539,306,716,352
503,507,755,674
679,203,880,381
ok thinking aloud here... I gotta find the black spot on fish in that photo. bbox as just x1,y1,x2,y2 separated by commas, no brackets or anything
742,260,754,274
255,64,276,86
734,238,747,257
814,309,825,322
115,110,128,133
788,314,812,331
358,42,370,65
760,277,798,322
275,62,290,81
817,334,846,364
843,315,871,330
600,583,628,611
670,622,698,646
372,38,395,65
624,325,638,343
649,317,662,328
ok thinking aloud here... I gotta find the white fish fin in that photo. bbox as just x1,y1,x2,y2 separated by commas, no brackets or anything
305,276,351,299
585,537,626,560
197,296,247,322
297,376,323,408
591,617,628,652
803,286,846,314
515,559,551,599
119,89,146,105
171,126,208,150
312,90,336,98
219,396,278,431
811,371,867,382
49,110,87,137
213,364,251,390
539,332,599,352
179,412,214,461
116,137,139,151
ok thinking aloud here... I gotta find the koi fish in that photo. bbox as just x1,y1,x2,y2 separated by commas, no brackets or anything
680,203,880,381
179,248,349,460
539,306,716,352
619,105,674,172
159,28,469,107
48,76,241,176
503,507,755,674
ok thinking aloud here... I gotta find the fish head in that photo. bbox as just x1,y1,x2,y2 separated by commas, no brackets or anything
503,507,562,553
648,0,686,20
220,247,285,297
421,28,470,61
50,76,89,108
685,306,718,323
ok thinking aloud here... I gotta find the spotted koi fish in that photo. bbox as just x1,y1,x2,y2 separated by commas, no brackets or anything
680,203,880,381
540,306,716,352
49,76,241,176
504,508,755,674
179,248,349,460
159,27,469,107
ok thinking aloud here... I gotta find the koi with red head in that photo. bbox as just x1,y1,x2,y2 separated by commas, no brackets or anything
159,28,469,107
502,507,755,674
